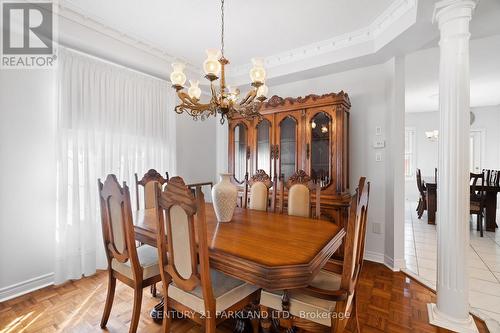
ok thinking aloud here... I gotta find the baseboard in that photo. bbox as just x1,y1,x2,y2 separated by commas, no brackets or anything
364,251,402,272
364,250,384,264
0,273,54,302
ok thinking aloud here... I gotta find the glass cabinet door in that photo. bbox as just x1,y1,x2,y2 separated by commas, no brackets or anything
310,112,331,187
279,117,297,181
256,119,271,176
233,123,247,182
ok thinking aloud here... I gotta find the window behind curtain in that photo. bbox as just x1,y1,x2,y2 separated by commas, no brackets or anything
405,127,416,179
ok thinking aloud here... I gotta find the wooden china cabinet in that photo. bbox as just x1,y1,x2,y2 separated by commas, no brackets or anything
228,91,352,230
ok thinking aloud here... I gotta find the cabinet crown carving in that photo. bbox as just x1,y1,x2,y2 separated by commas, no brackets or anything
263,91,351,109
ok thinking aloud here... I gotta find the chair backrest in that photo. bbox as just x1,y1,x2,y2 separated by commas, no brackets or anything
135,169,169,210
98,174,141,279
280,170,320,218
245,169,273,211
340,177,370,297
470,172,485,203
156,177,215,313
416,168,425,195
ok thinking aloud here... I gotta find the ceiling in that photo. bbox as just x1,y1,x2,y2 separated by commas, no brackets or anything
62,0,396,67
406,34,500,112
58,0,500,104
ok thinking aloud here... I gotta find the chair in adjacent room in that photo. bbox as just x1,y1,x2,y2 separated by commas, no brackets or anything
98,175,161,333
260,177,370,333
470,172,486,237
244,169,275,212
280,169,321,218
155,177,261,333
134,169,169,210
416,168,427,219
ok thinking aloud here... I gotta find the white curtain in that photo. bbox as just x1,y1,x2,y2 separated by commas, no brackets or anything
55,47,177,284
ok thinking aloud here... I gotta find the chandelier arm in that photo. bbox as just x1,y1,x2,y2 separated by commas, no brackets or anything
239,88,257,106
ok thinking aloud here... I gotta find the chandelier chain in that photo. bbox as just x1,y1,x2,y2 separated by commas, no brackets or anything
221,0,224,56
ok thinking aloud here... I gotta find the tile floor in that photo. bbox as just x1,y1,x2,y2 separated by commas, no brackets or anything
404,200,500,328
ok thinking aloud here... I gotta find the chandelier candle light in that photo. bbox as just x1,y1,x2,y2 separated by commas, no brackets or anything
169,0,268,124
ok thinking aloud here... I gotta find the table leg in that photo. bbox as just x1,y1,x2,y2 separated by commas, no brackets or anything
484,191,497,232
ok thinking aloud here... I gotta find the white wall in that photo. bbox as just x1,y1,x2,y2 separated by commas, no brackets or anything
216,60,405,265
175,113,217,200
0,61,217,301
405,105,500,201
0,69,56,300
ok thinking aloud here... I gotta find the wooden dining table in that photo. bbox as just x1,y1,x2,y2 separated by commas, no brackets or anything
424,178,500,231
133,202,346,322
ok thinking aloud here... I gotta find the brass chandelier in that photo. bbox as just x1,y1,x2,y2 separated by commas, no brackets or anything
169,0,268,124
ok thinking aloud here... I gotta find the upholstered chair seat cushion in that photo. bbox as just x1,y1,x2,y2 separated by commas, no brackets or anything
168,268,259,314
260,270,342,326
288,184,310,217
111,244,159,280
249,182,268,211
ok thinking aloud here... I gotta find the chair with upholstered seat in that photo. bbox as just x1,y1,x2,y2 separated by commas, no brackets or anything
98,175,161,333
470,172,486,237
244,169,275,212
134,169,168,297
260,177,370,333
416,168,427,219
280,169,321,218
134,169,169,210
155,176,261,333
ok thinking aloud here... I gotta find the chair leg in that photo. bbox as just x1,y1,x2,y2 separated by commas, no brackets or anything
204,316,216,333
151,283,157,297
100,273,116,328
260,305,272,333
129,287,143,333
353,295,360,333
161,284,171,333
479,214,484,238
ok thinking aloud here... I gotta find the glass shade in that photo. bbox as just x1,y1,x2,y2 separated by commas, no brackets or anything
257,84,268,98
203,49,222,76
249,58,266,83
170,63,186,86
188,80,202,100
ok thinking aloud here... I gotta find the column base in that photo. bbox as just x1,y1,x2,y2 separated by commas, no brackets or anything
427,303,479,333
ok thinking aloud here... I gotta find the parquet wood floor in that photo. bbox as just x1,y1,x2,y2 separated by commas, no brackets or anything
0,261,488,333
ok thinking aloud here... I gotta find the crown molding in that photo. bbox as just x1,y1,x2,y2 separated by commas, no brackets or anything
57,0,201,75
57,0,416,84
230,0,418,79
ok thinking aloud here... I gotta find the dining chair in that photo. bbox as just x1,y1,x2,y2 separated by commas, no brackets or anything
244,169,275,212
98,175,161,333
260,177,370,333
470,172,486,237
416,168,427,219
232,173,248,207
280,169,321,218
155,176,261,333
134,169,169,296
134,169,169,210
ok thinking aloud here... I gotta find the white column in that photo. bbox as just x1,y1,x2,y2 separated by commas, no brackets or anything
427,1,477,332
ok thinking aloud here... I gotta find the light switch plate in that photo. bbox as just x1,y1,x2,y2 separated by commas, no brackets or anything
373,139,386,149
375,127,382,136
375,152,382,162
372,222,382,234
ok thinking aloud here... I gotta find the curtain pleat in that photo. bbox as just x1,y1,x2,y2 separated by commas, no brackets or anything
55,47,177,284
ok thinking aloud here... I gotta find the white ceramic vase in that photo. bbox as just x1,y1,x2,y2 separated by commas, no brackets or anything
211,173,237,223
